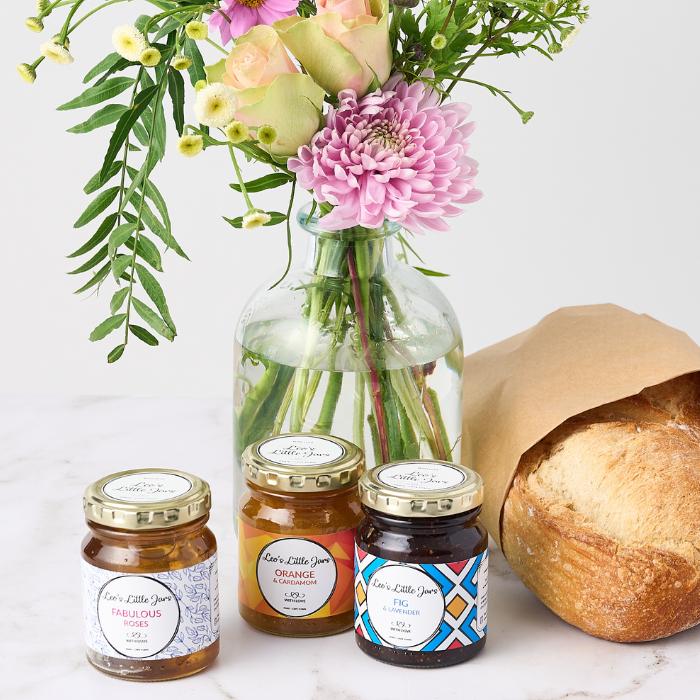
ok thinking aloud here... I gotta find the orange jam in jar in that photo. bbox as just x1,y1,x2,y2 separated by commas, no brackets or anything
81,469,219,681
239,434,364,637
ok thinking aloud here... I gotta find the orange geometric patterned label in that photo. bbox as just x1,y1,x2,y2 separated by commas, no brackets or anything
238,519,356,619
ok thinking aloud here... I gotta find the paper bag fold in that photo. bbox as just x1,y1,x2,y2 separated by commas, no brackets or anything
461,303,700,547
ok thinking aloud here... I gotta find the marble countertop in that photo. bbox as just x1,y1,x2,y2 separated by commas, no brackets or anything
2,395,698,699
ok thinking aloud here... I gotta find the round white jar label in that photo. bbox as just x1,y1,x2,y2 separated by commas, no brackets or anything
377,462,466,491
256,538,337,617
258,435,345,466
365,565,445,648
82,555,219,660
97,576,180,658
102,472,192,502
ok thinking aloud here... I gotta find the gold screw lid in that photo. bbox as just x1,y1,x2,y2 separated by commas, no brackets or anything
84,468,211,531
359,460,484,518
242,433,364,493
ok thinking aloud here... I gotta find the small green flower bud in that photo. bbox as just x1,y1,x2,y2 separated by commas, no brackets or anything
194,79,207,91
225,120,250,144
25,16,44,33
257,124,277,146
172,55,192,71
185,21,208,41
140,47,161,67
36,0,50,14
17,62,37,84
520,110,534,124
178,134,204,158
543,1,558,18
547,41,563,54
431,33,447,51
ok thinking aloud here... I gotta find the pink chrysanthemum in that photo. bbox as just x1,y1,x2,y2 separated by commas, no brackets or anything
289,75,482,232
209,0,299,44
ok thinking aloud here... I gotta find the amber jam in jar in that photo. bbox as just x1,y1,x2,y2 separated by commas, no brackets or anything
81,469,219,681
354,460,488,668
239,434,363,637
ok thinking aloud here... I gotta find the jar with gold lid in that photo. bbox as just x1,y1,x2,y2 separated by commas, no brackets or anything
354,460,488,668
81,468,219,681
239,433,363,636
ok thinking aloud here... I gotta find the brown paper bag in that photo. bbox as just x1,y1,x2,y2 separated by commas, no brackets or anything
461,303,700,547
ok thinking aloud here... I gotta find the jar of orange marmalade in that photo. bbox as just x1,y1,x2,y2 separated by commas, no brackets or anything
239,434,363,636
81,469,219,681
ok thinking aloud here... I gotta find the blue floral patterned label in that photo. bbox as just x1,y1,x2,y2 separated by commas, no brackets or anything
81,554,219,660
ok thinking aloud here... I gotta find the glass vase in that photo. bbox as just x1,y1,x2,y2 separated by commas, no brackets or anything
233,205,463,500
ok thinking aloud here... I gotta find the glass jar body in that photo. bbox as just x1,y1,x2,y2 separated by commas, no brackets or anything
81,516,219,681
234,206,464,502
238,483,362,636
355,507,488,668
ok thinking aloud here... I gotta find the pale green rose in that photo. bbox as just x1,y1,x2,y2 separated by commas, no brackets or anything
205,26,326,157
274,0,391,98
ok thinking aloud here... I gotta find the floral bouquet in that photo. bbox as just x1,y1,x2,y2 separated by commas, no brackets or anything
19,1,587,476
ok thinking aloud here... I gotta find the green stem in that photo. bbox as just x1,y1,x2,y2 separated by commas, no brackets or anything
353,372,366,453
68,0,131,33
312,372,343,435
58,0,85,43
227,144,254,210
205,37,228,55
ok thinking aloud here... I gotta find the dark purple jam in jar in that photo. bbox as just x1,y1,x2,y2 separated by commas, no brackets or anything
354,460,488,668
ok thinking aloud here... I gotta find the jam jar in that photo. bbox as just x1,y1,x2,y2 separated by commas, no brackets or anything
354,460,488,668
81,469,220,681
239,434,363,637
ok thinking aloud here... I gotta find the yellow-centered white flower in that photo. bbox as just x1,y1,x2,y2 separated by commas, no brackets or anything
41,41,74,65
242,211,271,229
112,25,147,62
194,83,237,128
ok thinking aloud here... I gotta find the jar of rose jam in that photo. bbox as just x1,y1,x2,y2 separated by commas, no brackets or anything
239,434,363,637
81,469,219,681
354,460,488,668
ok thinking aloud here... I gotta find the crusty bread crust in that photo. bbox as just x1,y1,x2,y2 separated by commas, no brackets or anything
502,373,700,642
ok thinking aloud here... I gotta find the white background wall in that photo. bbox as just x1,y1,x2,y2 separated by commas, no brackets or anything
2,1,699,398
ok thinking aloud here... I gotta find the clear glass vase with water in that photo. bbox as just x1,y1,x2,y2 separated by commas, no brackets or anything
234,205,463,500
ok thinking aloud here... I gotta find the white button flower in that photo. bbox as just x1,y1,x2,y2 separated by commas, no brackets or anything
194,83,237,128
112,25,147,62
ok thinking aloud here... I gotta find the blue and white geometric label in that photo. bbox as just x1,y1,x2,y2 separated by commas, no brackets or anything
354,546,487,651
81,554,219,660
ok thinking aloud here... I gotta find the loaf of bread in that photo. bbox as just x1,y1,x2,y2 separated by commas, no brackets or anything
502,373,700,642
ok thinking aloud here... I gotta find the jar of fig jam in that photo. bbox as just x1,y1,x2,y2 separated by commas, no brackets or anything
239,434,363,637
354,460,488,668
81,469,219,681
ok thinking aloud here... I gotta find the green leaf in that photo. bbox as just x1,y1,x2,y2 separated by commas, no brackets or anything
108,223,137,257
99,84,159,183
126,234,162,271
83,52,123,84
68,244,109,275
132,194,188,259
136,263,176,333
107,344,126,363
74,262,110,294
129,324,159,346
183,38,206,85
58,77,135,111
414,266,449,278
84,161,122,194
74,187,120,228
68,104,128,134
67,214,118,258
167,69,185,136
111,254,132,281
230,173,293,193
89,313,127,342
132,298,175,341
110,288,129,314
